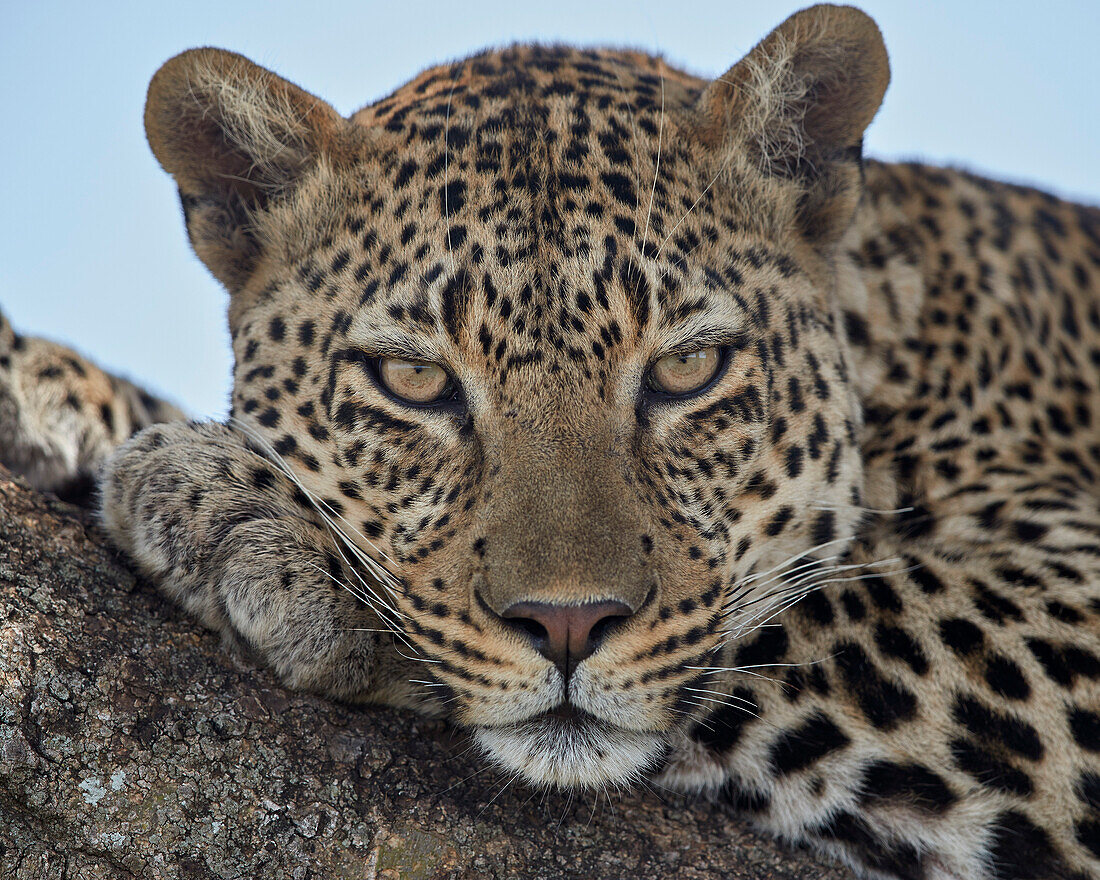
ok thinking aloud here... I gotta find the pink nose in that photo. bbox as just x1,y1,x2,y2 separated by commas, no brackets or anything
501,600,633,679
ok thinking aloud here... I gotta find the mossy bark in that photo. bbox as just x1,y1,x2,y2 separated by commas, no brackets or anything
0,470,846,879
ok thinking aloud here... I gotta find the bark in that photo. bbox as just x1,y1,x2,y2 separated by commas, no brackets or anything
0,469,847,880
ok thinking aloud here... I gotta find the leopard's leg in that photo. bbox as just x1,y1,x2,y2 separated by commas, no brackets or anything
100,420,432,710
0,307,184,502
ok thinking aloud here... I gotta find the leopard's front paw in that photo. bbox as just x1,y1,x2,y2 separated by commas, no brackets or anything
100,420,429,708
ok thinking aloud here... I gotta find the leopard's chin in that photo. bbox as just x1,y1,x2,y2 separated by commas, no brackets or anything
471,709,667,791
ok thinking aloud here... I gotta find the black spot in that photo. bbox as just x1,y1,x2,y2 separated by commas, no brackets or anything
810,509,835,546
394,159,418,189
909,564,945,594
620,258,651,330
834,641,917,730
600,171,637,208
843,310,870,346
1028,638,1100,688
1077,770,1100,810
734,625,789,669
840,590,866,621
859,759,956,813
1045,600,1084,624
952,694,1043,760
251,468,276,490
799,591,835,626
939,617,984,655
864,575,903,613
984,655,1031,700
440,179,467,215
1012,520,1049,542
950,737,1033,796
691,687,759,752
720,781,770,813
764,505,794,536
986,810,1059,880
874,624,928,675
813,811,926,880
273,435,297,456
268,317,285,341
769,711,850,776
298,321,315,347
1077,818,1100,860
1069,707,1100,752
971,580,1024,624
785,445,804,478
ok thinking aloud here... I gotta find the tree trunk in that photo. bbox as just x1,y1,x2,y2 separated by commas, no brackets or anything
0,469,846,879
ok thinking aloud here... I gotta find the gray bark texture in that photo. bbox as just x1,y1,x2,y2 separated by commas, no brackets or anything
0,469,847,880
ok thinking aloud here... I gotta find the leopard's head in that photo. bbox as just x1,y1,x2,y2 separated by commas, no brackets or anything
146,4,888,789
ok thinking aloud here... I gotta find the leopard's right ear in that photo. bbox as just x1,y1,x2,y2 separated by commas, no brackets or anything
145,48,346,291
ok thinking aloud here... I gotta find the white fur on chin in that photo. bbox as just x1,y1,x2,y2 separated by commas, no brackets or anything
472,716,666,791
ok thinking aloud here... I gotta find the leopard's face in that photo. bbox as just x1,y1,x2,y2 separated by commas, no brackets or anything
148,13,886,785
212,48,866,788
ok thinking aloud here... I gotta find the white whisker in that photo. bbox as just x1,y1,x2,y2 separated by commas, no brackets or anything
812,504,914,515
443,63,463,275
641,71,664,258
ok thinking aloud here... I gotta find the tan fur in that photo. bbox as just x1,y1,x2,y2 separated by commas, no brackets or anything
0,309,183,498
3,5,1099,878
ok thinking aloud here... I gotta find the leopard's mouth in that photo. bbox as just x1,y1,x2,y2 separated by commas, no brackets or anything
541,702,590,724
471,702,668,790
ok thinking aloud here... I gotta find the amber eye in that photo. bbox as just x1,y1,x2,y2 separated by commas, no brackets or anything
378,357,454,404
647,347,723,396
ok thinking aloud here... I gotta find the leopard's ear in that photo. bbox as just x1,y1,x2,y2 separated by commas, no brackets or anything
694,4,889,246
145,48,346,291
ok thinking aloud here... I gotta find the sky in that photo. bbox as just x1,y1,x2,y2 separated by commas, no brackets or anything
2,0,1097,418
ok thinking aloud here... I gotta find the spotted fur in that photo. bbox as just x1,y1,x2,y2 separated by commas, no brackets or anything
6,6,1100,878
0,308,183,502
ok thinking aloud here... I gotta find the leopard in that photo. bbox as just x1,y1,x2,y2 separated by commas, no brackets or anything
0,309,184,503
2,5,1099,878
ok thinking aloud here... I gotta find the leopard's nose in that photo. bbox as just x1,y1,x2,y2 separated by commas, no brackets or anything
500,600,634,679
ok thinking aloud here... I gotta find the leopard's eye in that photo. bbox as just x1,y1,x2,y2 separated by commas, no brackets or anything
647,347,722,396
378,357,453,404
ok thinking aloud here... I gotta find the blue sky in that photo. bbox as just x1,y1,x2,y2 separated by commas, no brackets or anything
3,1,1097,417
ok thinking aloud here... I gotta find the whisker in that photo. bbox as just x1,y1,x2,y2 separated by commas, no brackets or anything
721,563,914,645
736,534,857,587
300,559,420,657
439,763,494,795
479,768,525,817
229,418,404,604
680,693,764,719
728,556,902,616
811,504,915,515
641,71,665,258
302,559,403,627
722,557,907,637
731,553,843,598
688,655,837,673
683,686,759,707
442,62,463,275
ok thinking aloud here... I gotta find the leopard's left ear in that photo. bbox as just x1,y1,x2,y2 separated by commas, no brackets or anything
695,4,889,246
145,48,348,291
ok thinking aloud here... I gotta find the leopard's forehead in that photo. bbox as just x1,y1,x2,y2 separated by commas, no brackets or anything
252,45,806,409
351,45,705,133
